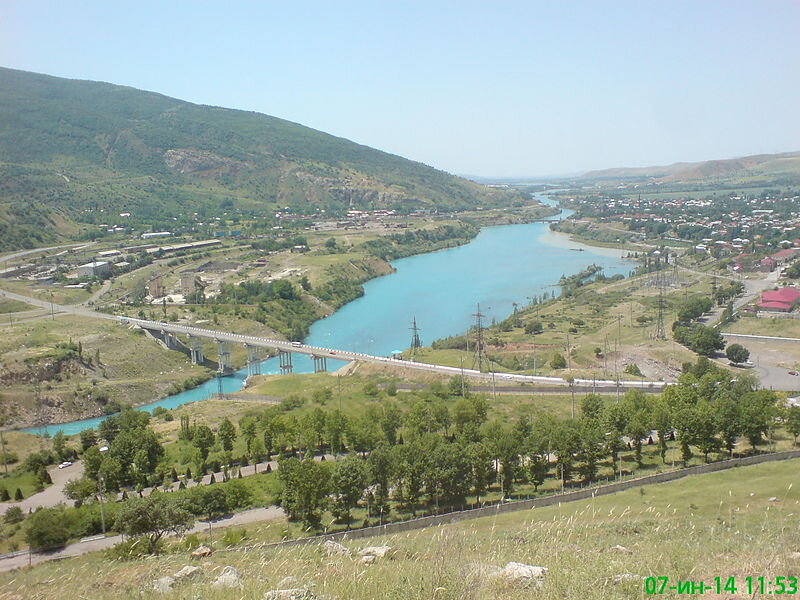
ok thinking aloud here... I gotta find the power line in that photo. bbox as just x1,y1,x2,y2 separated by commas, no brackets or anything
471,303,487,371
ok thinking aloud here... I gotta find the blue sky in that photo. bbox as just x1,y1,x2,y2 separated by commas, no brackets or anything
1,1,798,177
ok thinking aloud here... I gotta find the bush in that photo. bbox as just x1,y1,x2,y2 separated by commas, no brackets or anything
0,451,18,465
550,353,567,369
624,363,643,377
4,506,24,524
25,508,71,550
726,343,750,364
106,537,162,561
221,527,248,547
181,533,201,550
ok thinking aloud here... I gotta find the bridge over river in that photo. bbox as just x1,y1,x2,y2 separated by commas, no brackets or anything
124,317,666,392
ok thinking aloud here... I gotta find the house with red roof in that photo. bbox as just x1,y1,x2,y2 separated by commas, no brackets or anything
758,287,800,312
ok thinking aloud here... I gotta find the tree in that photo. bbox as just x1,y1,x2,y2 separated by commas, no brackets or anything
25,508,70,550
83,445,103,480
193,424,215,460
726,344,750,365
391,443,425,514
577,418,604,481
466,442,493,503
52,431,67,461
550,353,567,369
739,390,778,449
686,402,720,462
367,443,393,519
325,409,348,455
525,321,543,334
330,454,367,525
714,394,741,456
64,477,97,506
786,405,800,445
109,428,164,484
580,394,605,421
79,428,97,451
650,397,673,463
194,486,228,518
239,417,257,455
113,495,194,554
448,375,469,397
277,457,330,529
217,418,236,453
377,403,403,444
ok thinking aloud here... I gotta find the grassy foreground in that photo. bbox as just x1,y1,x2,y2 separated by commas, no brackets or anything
3,458,798,599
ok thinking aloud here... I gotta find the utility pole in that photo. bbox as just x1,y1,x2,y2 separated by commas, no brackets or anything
471,303,487,371
409,317,422,358
459,356,466,397
566,332,572,371
655,283,666,340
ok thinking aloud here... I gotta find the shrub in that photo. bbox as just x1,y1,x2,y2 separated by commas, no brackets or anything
106,537,161,561
4,506,24,524
550,353,567,369
25,508,71,550
624,363,643,377
221,528,248,547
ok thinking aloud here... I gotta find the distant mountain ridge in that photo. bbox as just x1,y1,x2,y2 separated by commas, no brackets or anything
0,67,517,249
580,151,800,183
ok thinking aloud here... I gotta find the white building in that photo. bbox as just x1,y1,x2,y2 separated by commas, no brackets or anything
76,261,111,278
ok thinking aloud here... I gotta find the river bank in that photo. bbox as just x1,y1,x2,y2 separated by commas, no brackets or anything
18,194,631,436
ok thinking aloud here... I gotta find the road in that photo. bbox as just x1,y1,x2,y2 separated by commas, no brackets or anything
0,504,285,572
0,243,92,266
0,461,84,514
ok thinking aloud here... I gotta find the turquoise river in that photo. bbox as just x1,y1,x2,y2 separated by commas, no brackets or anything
27,195,631,436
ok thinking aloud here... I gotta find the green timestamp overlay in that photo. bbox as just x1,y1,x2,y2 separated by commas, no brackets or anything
645,576,799,595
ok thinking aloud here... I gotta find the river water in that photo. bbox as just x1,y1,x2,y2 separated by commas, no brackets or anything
28,194,630,436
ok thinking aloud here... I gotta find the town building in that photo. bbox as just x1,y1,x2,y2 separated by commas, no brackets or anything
76,260,111,278
758,288,800,313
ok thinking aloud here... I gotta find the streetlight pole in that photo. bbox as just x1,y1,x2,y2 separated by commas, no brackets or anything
98,445,108,535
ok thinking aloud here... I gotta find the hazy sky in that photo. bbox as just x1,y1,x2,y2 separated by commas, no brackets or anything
2,1,798,177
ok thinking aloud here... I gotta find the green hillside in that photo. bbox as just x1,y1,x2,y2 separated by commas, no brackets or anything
580,150,800,185
0,67,518,250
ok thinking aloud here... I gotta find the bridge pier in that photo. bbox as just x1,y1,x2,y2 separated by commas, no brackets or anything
188,335,204,365
215,339,232,374
245,344,262,376
279,350,293,374
161,329,179,350
313,355,327,373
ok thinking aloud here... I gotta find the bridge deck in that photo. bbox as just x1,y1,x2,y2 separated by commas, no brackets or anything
123,317,665,390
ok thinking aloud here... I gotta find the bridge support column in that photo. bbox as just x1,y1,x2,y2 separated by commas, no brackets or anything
161,329,178,350
313,355,327,373
279,350,293,374
188,335,204,365
245,344,261,376
215,339,232,374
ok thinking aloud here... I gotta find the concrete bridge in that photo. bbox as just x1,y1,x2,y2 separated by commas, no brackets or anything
121,317,666,391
